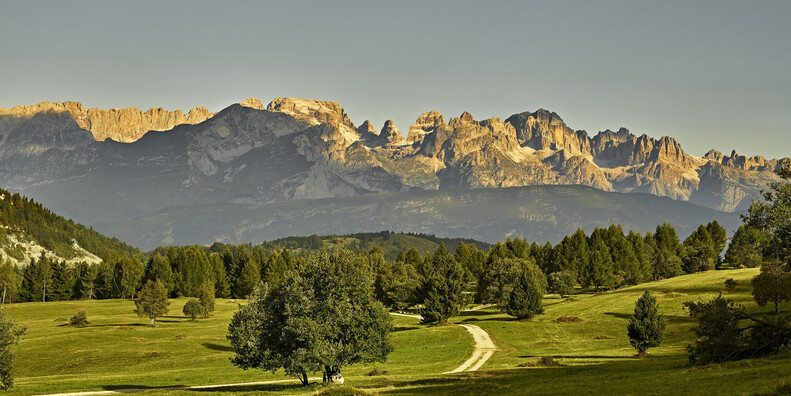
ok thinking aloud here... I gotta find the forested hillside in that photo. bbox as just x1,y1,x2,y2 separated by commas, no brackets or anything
0,187,140,266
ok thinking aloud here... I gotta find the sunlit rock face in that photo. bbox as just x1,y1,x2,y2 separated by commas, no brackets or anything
0,96,785,226
0,101,215,142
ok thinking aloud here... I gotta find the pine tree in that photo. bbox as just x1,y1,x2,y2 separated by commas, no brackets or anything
49,261,73,301
682,225,717,273
419,254,465,324
134,279,169,326
504,263,547,319
209,253,231,298
198,281,215,317
724,225,766,268
233,258,261,298
143,254,174,294
626,291,666,357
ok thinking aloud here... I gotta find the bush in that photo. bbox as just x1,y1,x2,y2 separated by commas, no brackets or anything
182,298,202,320
724,278,737,291
69,311,88,326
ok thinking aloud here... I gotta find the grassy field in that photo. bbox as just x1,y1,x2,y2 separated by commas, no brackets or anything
4,268,790,395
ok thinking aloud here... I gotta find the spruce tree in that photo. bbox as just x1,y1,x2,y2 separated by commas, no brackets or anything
504,263,547,319
134,279,169,327
233,258,261,298
724,225,765,268
143,254,174,294
627,291,666,357
419,254,465,324
198,281,215,317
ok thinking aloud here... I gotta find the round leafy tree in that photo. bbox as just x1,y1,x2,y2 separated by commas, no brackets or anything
227,250,393,385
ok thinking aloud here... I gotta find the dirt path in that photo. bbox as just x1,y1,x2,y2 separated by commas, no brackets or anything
43,311,497,395
389,310,498,374
443,324,498,374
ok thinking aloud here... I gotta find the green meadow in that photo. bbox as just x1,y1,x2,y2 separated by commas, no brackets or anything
4,267,790,395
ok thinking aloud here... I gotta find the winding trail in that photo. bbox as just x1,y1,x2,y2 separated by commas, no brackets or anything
390,309,498,374
40,310,497,395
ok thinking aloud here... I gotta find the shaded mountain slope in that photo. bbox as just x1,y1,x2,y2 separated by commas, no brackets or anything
97,185,742,251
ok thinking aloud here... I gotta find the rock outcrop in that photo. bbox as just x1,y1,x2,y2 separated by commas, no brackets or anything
0,101,215,142
0,96,785,227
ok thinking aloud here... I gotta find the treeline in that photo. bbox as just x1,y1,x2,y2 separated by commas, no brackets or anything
256,231,492,256
0,188,139,259
372,221,728,311
0,220,730,306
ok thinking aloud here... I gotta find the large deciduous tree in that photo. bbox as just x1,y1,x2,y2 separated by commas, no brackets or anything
227,250,392,386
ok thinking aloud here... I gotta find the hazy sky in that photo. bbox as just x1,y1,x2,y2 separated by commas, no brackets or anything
1,1,789,158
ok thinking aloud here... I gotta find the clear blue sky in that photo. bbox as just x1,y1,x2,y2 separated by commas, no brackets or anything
1,0,789,158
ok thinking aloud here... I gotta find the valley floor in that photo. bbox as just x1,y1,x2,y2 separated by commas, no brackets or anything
5,268,790,395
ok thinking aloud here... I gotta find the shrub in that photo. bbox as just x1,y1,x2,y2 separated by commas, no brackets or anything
182,298,202,321
724,278,737,291
69,311,88,326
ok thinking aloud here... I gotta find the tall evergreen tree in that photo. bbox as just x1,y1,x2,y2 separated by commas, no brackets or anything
134,279,169,326
234,258,261,298
143,254,174,294
209,253,231,298
504,263,547,319
724,225,766,268
682,225,717,273
419,254,465,324
72,262,97,300
49,261,73,301
627,291,666,357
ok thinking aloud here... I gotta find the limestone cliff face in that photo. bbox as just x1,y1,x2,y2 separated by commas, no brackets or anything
0,101,215,142
505,109,591,155
0,96,786,225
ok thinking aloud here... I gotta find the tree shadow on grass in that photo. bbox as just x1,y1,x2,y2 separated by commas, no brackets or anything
392,326,420,332
202,342,233,352
603,311,693,323
91,323,149,328
457,310,500,317
518,354,634,359
188,382,314,393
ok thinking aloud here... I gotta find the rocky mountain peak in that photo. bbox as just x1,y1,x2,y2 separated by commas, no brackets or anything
380,120,405,145
266,97,355,129
357,120,378,136
408,111,445,144
239,97,265,110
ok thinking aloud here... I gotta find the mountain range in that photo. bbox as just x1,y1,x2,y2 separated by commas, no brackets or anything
0,97,783,247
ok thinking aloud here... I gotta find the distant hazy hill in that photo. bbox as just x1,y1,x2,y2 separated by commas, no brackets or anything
0,187,140,266
97,185,742,251
0,97,783,229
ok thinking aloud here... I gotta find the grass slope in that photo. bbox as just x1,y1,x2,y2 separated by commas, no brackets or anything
3,268,789,395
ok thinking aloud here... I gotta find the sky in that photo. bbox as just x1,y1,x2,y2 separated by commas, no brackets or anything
1,0,789,158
